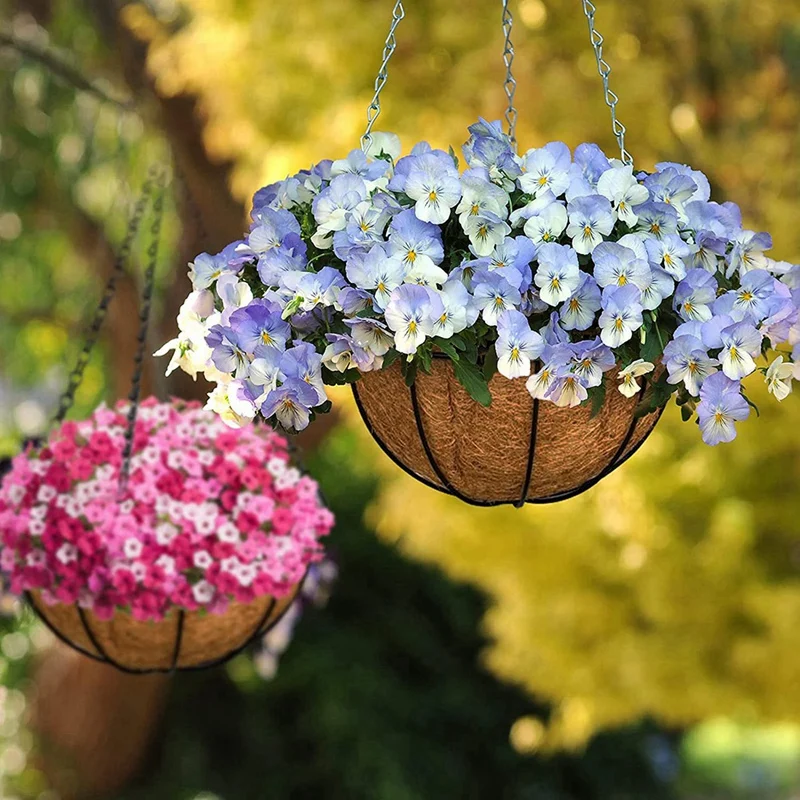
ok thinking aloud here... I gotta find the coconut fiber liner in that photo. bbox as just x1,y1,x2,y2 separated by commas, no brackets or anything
352,357,665,506
27,586,300,674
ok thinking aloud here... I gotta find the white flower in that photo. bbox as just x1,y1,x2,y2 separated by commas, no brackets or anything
205,383,251,429
192,580,216,604
56,543,78,564
193,551,213,570
618,360,655,397
155,555,176,576
123,538,143,559
523,202,568,245
765,356,795,400
155,523,179,546
462,213,511,257
363,132,402,162
534,243,581,305
596,165,649,226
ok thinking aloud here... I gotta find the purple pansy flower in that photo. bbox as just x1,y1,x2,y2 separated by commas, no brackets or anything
261,379,319,431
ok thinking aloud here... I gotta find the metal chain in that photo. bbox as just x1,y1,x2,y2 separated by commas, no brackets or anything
501,0,518,150
50,169,157,433
118,169,167,494
580,0,633,165
361,0,405,151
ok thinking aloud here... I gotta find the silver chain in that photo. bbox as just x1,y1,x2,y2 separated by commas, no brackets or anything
501,0,518,150
581,0,633,165
361,0,406,151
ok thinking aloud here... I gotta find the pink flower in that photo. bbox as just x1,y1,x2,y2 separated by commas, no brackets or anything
0,399,333,618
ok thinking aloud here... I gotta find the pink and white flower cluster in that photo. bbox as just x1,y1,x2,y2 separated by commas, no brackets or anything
0,398,333,621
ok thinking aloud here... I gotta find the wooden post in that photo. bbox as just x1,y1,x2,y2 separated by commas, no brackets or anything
29,643,170,799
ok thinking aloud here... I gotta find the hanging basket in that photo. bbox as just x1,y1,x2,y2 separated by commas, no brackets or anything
0,399,334,673
353,358,664,506
27,586,300,673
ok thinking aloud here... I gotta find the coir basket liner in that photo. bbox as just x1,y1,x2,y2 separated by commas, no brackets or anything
28,586,300,674
352,359,664,507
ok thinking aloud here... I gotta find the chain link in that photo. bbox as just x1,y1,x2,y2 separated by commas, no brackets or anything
580,0,633,165
118,169,167,495
361,0,405,151
50,169,157,434
501,0,518,150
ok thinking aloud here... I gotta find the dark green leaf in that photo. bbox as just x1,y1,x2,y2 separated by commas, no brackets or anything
402,358,418,387
417,347,433,374
590,381,607,418
433,338,461,362
482,346,498,382
382,349,401,370
742,392,761,417
453,360,492,407
680,405,694,422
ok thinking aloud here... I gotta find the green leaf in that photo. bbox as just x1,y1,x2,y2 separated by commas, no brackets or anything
433,338,461,362
402,358,418,387
382,349,401,370
640,316,665,363
452,360,492,407
590,381,607,418
448,145,460,170
281,294,304,319
482,346,498,382
742,392,761,417
417,347,433,375
680,405,694,422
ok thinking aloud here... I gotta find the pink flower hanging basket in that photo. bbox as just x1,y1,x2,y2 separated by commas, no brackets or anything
0,398,334,672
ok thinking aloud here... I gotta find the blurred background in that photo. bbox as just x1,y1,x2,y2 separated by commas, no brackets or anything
1,0,800,797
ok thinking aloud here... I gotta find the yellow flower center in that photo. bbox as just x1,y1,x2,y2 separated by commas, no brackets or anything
583,225,593,237
664,253,673,266
740,291,754,302
494,296,505,307
428,190,438,202
407,320,418,333
377,281,386,293
650,222,661,234
471,203,481,215
542,233,553,242
714,411,726,424
511,346,520,361
360,221,370,232
614,318,625,331
261,331,273,345
683,302,694,313
569,298,581,312
478,224,490,239
538,175,549,186
407,249,417,263
618,273,628,286
439,313,448,325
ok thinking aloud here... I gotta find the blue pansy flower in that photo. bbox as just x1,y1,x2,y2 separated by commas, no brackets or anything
472,269,522,325
566,195,615,254
560,272,602,331
599,284,644,347
494,309,544,379
663,335,718,396
696,372,750,445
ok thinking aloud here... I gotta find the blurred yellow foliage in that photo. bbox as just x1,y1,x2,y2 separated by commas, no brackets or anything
131,0,800,748
363,379,800,749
